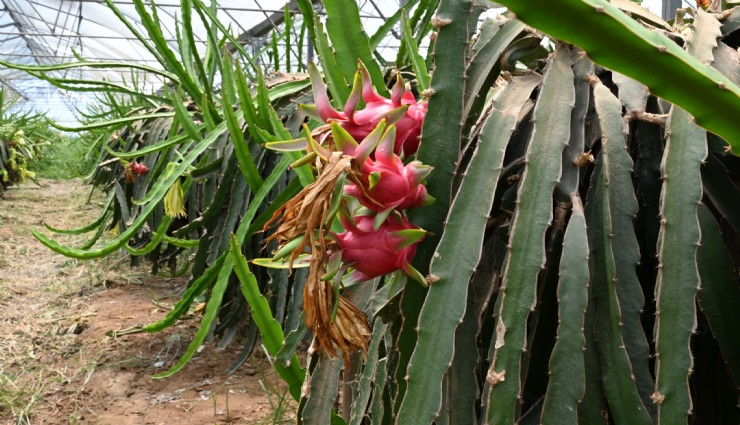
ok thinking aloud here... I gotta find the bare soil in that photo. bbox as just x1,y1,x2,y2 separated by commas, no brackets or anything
0,180,293,424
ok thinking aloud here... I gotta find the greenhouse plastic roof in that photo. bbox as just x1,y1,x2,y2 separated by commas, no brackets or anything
0,0,670,126
0,0,411,125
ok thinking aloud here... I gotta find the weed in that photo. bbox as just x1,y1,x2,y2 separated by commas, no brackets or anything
0,370,44,424
254,359,296,425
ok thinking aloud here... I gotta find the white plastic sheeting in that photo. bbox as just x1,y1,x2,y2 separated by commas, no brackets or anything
0,1,291,122
0,0,408,125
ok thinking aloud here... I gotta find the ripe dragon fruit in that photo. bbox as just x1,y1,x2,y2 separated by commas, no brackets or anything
258,68,434,362
339,122,433,213
335,214,426,281
304,62,427,157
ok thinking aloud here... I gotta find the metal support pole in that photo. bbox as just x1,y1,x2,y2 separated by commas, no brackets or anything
662,0,682,20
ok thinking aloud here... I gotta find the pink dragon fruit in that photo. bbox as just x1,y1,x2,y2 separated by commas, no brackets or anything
130,162,148,175
335,214,425,281
124,161,148,183
304,62,427,157
341,123,433,212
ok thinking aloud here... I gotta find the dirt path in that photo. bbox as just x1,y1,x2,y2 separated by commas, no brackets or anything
0,180,291,424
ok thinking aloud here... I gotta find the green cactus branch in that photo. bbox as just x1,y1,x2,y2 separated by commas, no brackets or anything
322,0,387,96
349,319,387,425
300,355,342,424
587,81,653,425
597,89,656,416
494,1,740,153
652,106,706,424
32,118,230,260
540,195,589,424
652,10,715,422
461,17,527,132
398,73,540,424
230,237,306,398
696,204,740,385
394,0,474,417
410,0,478,272
487,48,574,424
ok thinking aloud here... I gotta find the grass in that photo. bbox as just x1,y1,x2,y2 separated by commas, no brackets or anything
1,179,289,424
29,135,97,180
0,179,110,423
254,355,297,425
258,383,295,424
0,371,43,425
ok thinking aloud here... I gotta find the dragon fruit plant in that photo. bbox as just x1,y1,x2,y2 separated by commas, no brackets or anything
263,61,431,359
21,0,740,422
279,2,740,424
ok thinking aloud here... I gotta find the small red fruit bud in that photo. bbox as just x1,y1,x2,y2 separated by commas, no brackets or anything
130,162,148,175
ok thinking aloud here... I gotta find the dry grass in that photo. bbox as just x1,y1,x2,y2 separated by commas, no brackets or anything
0,179,119,423
0,180,294,424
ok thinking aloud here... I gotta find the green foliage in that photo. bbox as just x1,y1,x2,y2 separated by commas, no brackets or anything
0,88,61,192
7,0,315,378
495,0,740,152
30,134,97,179
400,4,737,424
587,80,653,424
301,3,737,424
487,46,576,424
322,0,387,95
230,234,305,400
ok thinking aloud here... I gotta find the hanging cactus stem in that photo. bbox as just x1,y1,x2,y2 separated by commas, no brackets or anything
290,151,317,169
329,267,345,323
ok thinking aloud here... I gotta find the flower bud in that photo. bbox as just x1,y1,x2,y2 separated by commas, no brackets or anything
130,162,148,175
164,179,187,218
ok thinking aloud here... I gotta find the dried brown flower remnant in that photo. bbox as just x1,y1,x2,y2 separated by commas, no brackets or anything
263,151,371,361
303,248,371,362
264,152,353,267
573,151,595,168
124,164,136,183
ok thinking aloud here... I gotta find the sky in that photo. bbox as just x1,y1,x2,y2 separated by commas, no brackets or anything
644,0,666,14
